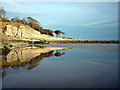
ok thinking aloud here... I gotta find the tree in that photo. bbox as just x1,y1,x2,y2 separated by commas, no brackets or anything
26,17,41,29
21,17,27,24
0,6,6,18
11,18,14,22
26,17,54,36
11,17,21,23
2,17,9,22
54,30,65,37
54,30,61,37
27,17,39,25
41,29,54,36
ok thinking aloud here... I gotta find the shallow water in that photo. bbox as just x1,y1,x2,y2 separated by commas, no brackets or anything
2,44,118,88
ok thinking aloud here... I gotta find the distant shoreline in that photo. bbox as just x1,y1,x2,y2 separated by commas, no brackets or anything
36,43,119,52
45,40,120,44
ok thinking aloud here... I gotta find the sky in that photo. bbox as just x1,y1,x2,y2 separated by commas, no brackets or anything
1,2,118,40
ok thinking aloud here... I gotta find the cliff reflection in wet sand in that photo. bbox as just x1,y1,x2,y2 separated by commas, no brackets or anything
2,46,69,70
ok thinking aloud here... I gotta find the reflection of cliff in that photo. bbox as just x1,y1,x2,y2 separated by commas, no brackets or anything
2,47,68,69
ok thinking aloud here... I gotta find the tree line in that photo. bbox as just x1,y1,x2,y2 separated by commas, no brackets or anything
0,6,65,37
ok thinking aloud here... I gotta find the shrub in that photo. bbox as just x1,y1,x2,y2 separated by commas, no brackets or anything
34,40,48,44
28,41,33,44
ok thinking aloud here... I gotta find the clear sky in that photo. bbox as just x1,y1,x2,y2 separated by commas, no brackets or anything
1,2,118,40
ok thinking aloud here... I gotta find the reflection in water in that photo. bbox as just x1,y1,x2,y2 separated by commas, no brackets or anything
2,44,118,88
40,44,118,51
2,46,69,79
54,50,65,57
2,69,6,79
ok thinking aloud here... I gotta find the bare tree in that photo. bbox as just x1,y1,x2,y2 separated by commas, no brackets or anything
0,6,6,18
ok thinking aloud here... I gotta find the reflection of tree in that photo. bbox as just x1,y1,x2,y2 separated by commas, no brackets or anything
26,51,54,70
11,65,21,70
2,65,9,69
54,50,65,57
2,69,6,79
41,51,54,58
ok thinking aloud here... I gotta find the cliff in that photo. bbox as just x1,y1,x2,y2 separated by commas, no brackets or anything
1,22,73,41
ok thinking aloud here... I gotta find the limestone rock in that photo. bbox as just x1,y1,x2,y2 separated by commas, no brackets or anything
5,25,42,40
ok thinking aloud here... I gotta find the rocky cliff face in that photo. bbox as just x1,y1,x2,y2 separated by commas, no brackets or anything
5,25,46,40
3,22,67,41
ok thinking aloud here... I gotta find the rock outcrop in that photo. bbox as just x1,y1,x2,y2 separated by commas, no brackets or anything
5,25,43,40
2,22,69,41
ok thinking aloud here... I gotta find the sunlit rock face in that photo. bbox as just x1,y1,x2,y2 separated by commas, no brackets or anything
5,25,43,40
4,25,67,41
2,47,68,66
